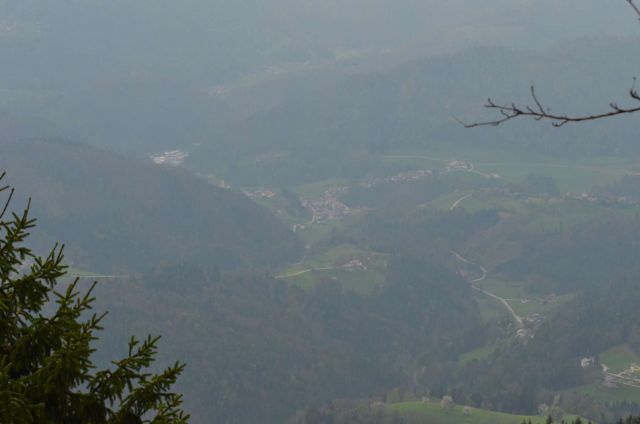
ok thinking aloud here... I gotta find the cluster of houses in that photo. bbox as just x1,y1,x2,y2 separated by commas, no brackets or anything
612,363,640,385
479,184,640,207
447,160,474,172
303,189,364,223
581,357,597,368
603,364,640,389
243,188,276,199
446,160,500,179
516,313,546,340
339,259,367,272
150,150,188,167
567,190,640,206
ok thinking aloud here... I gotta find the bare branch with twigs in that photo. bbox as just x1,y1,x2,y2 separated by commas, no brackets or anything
463,2,640,128
460,82,640,128
627,0,640,20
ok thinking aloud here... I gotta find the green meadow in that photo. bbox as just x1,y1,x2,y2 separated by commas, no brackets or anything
389,401,583,424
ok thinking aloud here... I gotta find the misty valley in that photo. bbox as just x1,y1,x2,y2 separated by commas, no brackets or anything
2,1,640,423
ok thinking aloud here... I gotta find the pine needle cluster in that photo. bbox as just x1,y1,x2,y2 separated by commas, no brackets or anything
0,172,189,423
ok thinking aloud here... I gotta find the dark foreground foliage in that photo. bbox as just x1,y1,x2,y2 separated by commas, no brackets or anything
0,173,188,423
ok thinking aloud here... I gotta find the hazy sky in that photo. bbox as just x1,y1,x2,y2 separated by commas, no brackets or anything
0,0,637,89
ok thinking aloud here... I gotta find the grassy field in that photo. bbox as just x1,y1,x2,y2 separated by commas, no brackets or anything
475,278,574,318
382,153,452,171
600,345,640,374
509,293,574,318
278,244,389,294
520,199,635,234
465,275,571,325
282,267,385,295
458,342,504,365
473,161,626,193
568,383,640,404
474,291,510,324
478,278,523,299
282,244,382,270
389,401,582,424
431,179,635,237
289,268,386,294
454,193,526,215
293,178,348,198
384,145,638,192
562,345,640,404
430,190,492,213
294,218,353,246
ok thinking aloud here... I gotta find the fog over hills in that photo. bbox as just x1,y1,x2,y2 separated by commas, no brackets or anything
0,0,637,156
3,0,629,88
189,37,640,185
0,138,301,273
4,2,640,424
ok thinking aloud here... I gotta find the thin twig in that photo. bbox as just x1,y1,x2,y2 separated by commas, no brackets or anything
627,0,640,20
462,3,640,128
461,82,640,128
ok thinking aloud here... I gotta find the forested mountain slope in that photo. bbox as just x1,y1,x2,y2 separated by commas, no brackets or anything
0,1,636,156
190,38,640,185
0,138,301,273
93,255,483,423
43,79,228,155
458,275,640,417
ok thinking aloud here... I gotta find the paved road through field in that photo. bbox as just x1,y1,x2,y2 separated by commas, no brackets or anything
450,194,473,211
450,250,523,326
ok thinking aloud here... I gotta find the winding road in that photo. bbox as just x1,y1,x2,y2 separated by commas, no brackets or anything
450,194,473,211
450,250,523,326
275,266,333,279
601,363,640,389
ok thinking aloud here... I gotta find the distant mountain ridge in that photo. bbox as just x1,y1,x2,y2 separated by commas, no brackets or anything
190,38,640,185
1,1,636,158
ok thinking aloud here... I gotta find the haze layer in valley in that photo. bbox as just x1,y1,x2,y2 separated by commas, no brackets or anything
3,2,640,424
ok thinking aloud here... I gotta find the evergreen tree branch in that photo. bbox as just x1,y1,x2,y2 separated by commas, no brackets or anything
0,173,189,423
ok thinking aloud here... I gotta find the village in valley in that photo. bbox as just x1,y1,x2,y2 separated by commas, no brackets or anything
167,155,640,355
150,149,189,166
145,147,640,407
